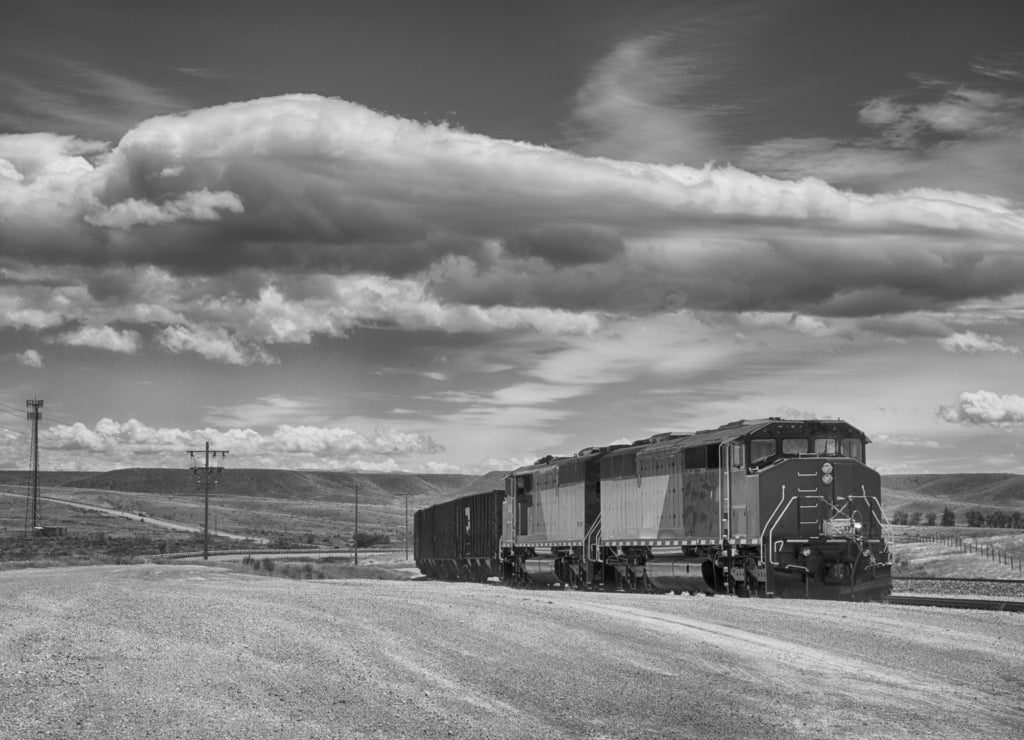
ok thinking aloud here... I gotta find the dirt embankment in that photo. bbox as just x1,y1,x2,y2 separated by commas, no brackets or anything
2,566,1022,739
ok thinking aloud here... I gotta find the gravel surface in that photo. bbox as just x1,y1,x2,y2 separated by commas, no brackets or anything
2,565,1022,739
894,577,1024,600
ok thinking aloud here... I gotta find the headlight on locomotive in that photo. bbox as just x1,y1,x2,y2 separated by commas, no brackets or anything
820,462,834,485
800,546,812,558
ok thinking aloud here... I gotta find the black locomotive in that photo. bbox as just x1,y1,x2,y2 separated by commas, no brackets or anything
414,418,892,600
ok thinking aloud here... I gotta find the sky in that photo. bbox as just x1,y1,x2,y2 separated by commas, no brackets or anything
3,0,1024,475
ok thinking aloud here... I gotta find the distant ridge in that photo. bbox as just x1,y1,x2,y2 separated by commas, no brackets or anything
881,473,1024,516
0,468,480,508
2,470,1019,517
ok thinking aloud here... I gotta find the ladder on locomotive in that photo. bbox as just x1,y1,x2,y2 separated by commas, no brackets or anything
796,469,821,536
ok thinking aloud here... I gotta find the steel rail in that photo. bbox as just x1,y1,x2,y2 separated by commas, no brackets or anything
892,576,1024,584
159,547,407,560
885,594,1024,612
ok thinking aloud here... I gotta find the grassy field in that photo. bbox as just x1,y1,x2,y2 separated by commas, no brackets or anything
892,526,1024,578
207,552,420,582
0,467,506,555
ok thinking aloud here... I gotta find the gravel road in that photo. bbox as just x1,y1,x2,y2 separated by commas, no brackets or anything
2,565,1022,739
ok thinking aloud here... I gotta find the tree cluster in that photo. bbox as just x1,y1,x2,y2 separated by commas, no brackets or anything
354,531,391,548
892,506,1024,528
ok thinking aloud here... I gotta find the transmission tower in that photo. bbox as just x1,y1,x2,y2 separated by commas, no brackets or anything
25,398,43,535
187,441,228,560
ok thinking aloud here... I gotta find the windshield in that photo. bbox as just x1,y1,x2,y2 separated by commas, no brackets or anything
782,438,808,455
814,438,837,455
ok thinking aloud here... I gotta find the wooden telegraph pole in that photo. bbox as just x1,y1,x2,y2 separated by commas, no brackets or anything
187,442,228,560
396,492,413,560
26,398,43,535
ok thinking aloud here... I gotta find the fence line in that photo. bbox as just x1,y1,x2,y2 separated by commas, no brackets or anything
905,532,1023,573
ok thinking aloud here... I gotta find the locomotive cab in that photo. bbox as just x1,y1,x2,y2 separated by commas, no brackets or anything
725,420,892,600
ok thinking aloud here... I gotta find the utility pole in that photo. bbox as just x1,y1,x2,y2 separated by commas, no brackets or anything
26,399,43,534
187,441,228,560
395,493,413,560
353,480,359,566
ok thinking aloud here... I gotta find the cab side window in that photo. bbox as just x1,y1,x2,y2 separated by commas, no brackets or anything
841,438,863,461
750,438,776,465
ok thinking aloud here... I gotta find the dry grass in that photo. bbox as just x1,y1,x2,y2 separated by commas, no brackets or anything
893,526,1024,578
205,552,420,582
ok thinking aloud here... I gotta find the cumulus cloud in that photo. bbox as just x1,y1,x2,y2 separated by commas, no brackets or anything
36,417,443,468
84,188,243,228
938,331,1020,355
938,390,1024,425
157,325,279,366
0,291,70,330
16,349,42,367
54,325,142,353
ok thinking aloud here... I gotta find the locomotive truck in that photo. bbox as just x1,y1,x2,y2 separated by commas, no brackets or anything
414,418,892,600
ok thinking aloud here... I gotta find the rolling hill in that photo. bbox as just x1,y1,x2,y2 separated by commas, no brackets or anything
0,468,500,507
881,473,1024,518
2,469,1021,544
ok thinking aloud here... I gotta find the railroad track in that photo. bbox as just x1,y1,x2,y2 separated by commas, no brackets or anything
885,594,1024,612
160,547,408,560
892,576,1024,584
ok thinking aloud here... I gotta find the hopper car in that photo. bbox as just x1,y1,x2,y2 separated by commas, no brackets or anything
414,418,892,600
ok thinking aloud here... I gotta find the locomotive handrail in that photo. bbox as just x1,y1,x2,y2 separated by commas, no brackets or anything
583,513,602,564
765,493,802,567
760,485,789,565
849,487,894,556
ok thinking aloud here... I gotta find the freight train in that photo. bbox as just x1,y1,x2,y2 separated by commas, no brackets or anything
414,418,893,600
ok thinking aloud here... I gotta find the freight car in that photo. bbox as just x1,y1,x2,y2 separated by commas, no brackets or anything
414,418,893,600
413,489,504,581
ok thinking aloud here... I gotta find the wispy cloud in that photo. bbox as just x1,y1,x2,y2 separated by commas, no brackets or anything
742,75,1024,200
874,433,943,449
569,34,722,165
0,51,191,139
204,395,333,428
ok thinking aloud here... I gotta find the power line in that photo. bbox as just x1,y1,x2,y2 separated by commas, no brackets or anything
0,423,27,437
0,401,91,429
0,405,28,420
